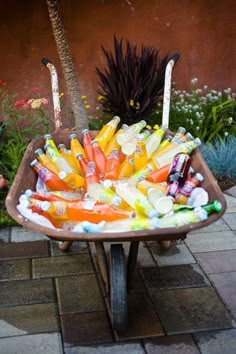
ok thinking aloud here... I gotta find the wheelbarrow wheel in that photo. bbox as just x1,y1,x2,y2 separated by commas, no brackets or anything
110,244,128,332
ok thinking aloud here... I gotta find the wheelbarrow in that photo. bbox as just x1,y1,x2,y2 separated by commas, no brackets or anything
6,56,227,332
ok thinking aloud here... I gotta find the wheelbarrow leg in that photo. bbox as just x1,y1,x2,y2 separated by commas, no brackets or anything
110,244,128,332
58,241,73,251
94,241,109,294
127,241,139,291
158,240,171,250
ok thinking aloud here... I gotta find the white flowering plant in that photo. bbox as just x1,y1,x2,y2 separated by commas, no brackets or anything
150,78,236,142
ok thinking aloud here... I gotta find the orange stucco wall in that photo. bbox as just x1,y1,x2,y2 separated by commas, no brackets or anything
0,0,235,125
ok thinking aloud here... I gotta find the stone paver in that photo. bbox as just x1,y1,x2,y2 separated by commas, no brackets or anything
56,274,104,314
65,342,146,354
194,328,236,354
224,186,236,198
194,250,236,274
11,226,48,242
0,333,63,354
189,218,230,234
185,231,236,253
209,272,236,319
140,264,209,290
148,243,196,267
223,213,236,230
1,190,236,353
61,312,112,346
0,259,30,281
0,279,55,307
0,227,10,242
32,254,93,278
128,270,146,293
0,303,59,337
144,334,200,354
223,194,236,213
116,293,164,340
0,241,49,259
149,287,233,334
130,242,156,268
50,241,89,256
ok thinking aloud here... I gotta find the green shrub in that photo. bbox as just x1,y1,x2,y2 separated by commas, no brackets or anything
0,82,51,199
0,139,27,186
0,84,51,143
200,135,236,181
0,210,18,227
88,114,112,131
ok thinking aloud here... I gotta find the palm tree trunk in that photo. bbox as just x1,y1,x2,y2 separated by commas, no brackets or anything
46,0,88,129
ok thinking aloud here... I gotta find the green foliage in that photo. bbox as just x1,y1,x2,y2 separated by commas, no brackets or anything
0,83,52,225
0,86,50,144
200,135,236,181
0,139,27,186
96,35,178,125
0,83,51,195
0,185,8,210
88,113,112,131
88,118,104,131
0,210,18,227
148,78,236,142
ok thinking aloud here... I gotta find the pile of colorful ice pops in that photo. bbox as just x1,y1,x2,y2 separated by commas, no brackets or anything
17,117,222,233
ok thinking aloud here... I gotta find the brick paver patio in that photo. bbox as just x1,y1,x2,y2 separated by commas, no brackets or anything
0,187,236,353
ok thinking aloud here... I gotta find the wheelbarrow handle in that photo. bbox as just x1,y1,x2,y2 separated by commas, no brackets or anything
41,57,52,66
41,57,62,130
168,53,180,64
162,52,180,128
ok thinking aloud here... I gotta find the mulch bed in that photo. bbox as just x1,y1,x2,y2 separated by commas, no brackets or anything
216,178,236,192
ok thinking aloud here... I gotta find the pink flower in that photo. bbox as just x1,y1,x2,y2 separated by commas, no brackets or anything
14,98,29,108
41,98,48,105
22,102,31,109
0,80,6,87
0,175,7,188
32,87,40,93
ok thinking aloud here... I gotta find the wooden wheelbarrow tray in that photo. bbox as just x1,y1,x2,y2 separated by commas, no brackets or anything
6,127,227,332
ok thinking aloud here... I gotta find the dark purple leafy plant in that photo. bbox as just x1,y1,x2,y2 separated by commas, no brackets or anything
96,35,179,125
